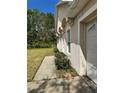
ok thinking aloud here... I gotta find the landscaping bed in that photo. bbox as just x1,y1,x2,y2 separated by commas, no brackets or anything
56,67,78,78
54,47,78,78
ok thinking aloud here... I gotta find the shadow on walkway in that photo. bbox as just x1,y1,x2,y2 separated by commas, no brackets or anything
28,76,97,93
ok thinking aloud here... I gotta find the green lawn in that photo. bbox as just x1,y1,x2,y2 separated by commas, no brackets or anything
27,48,54,81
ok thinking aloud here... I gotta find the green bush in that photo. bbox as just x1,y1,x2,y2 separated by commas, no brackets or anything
55,52,66,58
54,46,59,53
55,58,70,70
54,48,71,70
27,41,53,49
39,43,52,48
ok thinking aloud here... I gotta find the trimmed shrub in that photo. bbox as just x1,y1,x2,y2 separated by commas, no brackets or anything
55,58,70,70
54,46,59,53
55,52,66,58
54,47,71,70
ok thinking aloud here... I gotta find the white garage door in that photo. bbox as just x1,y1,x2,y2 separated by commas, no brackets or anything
86,18,97,83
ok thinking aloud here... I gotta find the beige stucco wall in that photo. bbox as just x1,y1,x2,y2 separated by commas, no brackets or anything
57,0,97,81
69,0,97,76
57,4,69,33
57,3,69,53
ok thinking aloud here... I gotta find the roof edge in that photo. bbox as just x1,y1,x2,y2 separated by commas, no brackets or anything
56,1,70,7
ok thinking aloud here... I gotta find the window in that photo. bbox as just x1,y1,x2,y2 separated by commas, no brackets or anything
67,30,71,53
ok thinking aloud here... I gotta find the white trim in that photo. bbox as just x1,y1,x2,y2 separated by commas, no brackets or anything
78,3,97,22
62,0,73,1
77,2,97,47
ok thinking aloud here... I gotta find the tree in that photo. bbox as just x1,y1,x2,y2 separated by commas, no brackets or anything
27,9,56,48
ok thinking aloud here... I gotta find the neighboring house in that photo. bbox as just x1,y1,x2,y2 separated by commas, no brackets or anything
55,0,97,83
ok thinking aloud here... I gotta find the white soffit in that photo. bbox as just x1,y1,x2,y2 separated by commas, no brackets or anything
67,0,89,18
61,0,73,1
56,2,66,7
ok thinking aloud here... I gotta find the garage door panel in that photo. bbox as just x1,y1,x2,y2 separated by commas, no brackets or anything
86,18,97,83
86,18,97,67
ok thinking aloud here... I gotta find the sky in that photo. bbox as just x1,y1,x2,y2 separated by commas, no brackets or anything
27,0,59,14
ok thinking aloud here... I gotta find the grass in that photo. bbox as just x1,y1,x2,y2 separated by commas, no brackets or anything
27,48,54,81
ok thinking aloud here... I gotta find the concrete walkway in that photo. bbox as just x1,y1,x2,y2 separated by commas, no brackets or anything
28,76,97,93
28,56,96,93
33,56,57,80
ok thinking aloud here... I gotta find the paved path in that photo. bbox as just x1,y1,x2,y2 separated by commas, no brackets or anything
28,76,97,93
28,56,96,93
33,56,57,80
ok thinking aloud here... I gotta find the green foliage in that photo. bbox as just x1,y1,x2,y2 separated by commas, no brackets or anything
54,47,71,70
27,9,57,49
54,47,78,78
27,41,52,49
55,52,66,59
54,46,59,53
55,58,70,70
